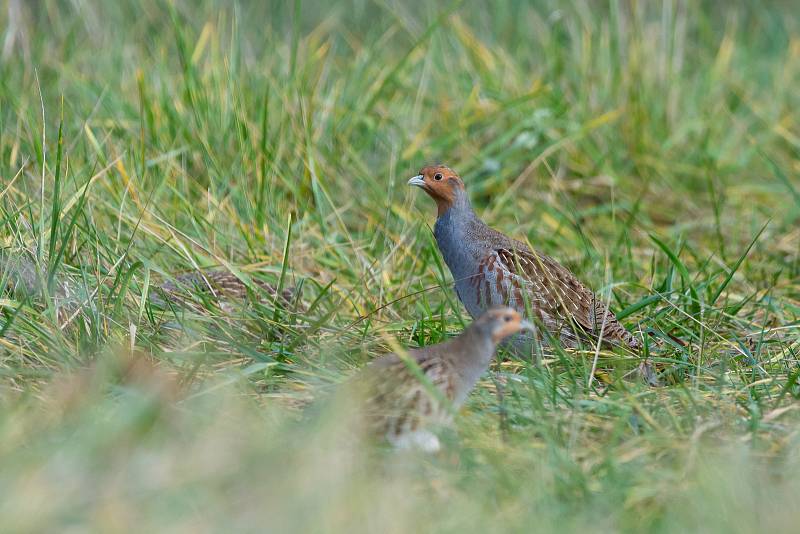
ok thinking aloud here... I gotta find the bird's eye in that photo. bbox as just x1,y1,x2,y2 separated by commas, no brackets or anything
504,315,512,322
434,173,443,181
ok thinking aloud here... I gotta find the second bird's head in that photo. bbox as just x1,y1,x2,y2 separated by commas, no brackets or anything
408,165,466,215
473,306,535,344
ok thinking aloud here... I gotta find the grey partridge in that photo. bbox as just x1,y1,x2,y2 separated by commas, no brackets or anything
1,249,294,316
351,306,532,452
409,165,640,352
155,270,295,308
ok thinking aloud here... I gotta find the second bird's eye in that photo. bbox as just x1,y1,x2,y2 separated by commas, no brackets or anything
434,173,443,181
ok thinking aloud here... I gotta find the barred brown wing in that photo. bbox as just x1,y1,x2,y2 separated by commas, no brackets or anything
360,353,457,440
494,247,639,350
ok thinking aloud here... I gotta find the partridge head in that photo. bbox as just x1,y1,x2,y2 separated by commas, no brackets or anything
408,165,466,216
409,165,640,352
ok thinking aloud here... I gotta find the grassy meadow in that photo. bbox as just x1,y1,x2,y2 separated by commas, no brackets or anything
1,0,799,531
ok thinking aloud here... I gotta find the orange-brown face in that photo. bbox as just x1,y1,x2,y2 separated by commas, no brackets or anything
408,165,465,216
480,307,535,343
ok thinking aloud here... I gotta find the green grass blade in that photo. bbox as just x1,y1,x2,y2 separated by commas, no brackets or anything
650,234,700,316
709,220,769,307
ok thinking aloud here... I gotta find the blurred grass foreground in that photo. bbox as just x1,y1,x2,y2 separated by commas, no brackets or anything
1,0,800,532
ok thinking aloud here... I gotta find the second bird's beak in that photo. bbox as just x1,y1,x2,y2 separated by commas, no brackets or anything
407,175,425,188
518,320,535,333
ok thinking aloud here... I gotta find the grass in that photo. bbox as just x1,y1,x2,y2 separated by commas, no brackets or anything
1,0,799,531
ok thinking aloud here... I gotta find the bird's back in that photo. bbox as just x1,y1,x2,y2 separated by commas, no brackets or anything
354,345,458,447
444,219,639,350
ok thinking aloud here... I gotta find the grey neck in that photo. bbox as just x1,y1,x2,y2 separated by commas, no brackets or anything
433,190,479,283
448,324,497,404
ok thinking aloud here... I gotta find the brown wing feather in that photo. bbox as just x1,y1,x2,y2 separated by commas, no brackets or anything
495,247,639,350
358,351,456,440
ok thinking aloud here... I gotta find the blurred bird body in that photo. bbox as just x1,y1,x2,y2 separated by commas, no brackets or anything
1,249,294,317
352,307,531,452
154,270,295,309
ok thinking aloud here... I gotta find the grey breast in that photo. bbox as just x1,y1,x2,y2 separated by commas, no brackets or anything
434,211,487,319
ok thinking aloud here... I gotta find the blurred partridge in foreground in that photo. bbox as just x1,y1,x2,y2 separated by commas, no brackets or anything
409,165,640,352
352,307,533,452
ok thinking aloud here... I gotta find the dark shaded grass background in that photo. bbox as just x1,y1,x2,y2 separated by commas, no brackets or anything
1,0,799,531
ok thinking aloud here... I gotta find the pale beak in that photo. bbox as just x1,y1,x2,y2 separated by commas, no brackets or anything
407,175,425,188
518,320,535,333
